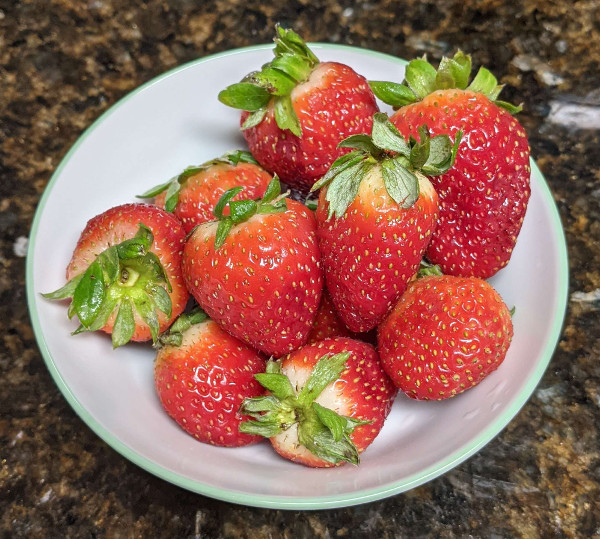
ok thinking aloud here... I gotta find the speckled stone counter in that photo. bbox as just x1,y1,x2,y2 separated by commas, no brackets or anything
2,1,599,536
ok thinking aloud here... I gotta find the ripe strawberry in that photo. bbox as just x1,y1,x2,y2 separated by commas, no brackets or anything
313,113,461,333
182,177,323,357
43,203,189,347
377,274,514,400
218,26,379,192
371,52,531,278
154,308,266,447
306,291,351,345
137,150,272,233
239,337,397,467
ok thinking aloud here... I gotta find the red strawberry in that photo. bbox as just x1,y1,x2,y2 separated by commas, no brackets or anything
182,177,323,357
154,308,266,447
43,203,189,347
239,337,397,467
138,150,272,233
218,26,379,192
313,113,461,333
371,52,531,278
306,291,351,345
377,274,514,400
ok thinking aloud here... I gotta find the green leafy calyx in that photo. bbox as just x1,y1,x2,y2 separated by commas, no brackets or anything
218,25,320,137
212,175,287,249
157,305,208,348
239,352,370,466
136,150,258,212
42,224,172,348
311,113,462,219
370,51,522,114
417,259,444,278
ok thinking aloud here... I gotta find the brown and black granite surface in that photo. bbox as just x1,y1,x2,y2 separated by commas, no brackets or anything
2,1,600,537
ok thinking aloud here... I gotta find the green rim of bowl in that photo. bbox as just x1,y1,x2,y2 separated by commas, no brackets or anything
26,43,569,510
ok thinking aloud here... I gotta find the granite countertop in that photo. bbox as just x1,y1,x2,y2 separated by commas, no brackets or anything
2,1,599,536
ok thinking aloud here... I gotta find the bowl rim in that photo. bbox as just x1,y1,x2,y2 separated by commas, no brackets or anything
26,42,569,510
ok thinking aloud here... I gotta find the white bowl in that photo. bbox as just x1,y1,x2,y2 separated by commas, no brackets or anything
26,44,569,509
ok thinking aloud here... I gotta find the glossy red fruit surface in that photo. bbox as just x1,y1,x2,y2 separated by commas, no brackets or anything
316,170,439,333
378,275,514,400
391,90,531,278
306,291,351,345
241,62,378,191
66,203,189,343
182,199,323,357
155,319,265,447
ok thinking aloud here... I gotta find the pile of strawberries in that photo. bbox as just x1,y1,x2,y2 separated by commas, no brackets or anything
45,27,529,468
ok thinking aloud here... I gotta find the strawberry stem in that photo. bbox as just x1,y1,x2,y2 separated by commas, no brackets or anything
120,267,140,287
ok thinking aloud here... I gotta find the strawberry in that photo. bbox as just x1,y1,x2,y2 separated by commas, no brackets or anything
377,273,514,400
182,177,323,357
43,203,189,347
371,52,531,278
218,26,379,192
306,291,351,345
312,113,461,333
154,308,266,447
239,337,397,467
137,150,272,233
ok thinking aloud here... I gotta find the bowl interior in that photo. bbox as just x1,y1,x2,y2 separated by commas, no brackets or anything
26,44,568,509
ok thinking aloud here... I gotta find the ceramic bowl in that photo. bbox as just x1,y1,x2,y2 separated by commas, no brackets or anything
27,44,568,509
